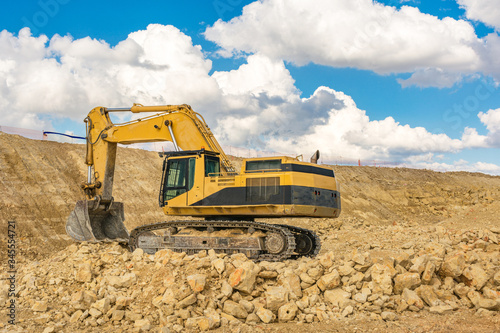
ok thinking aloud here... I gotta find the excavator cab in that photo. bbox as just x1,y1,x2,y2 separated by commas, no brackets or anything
159,149,221,207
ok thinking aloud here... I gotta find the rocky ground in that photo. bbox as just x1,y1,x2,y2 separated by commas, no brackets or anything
1,220,499,332
0,133,499,332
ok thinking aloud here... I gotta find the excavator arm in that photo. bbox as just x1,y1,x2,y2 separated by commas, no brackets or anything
67,104,234,243
82,104,234,200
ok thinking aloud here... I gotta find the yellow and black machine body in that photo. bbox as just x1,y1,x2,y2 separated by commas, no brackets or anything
66,104,341,261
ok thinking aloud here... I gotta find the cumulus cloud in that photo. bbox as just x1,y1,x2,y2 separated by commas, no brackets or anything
204,0,500,88
403,158,500,175
254,87,468,161
478,108,500,146
0,25,221,128
397,68,464,88
1,25,498,174
458,0,500,31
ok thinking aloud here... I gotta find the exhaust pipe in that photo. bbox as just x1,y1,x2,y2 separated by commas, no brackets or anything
310,150,320,164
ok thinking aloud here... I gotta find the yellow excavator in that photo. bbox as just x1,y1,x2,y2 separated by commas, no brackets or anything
66,104,341,261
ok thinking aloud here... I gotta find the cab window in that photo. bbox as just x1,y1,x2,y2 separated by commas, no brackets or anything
164,158,195,201
246,160,281,172
205,156,220,176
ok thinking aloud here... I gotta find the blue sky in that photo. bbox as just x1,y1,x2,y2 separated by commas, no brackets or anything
1,0,500,173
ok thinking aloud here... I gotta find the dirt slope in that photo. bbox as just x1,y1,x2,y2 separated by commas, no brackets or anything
1,132,500,260
1,132,499,332
334,165,500,226
0,132,165,260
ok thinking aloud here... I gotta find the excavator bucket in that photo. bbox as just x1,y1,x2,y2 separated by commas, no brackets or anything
66,200,129,243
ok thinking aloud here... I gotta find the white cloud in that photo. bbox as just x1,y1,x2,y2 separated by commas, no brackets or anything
204,0,500,87
458,0,500,31
209,57,473,161
213,54,297,99
398,68,464,88
478,108,500,146
461,127,488,147
1,25,498,174
257,87,467,160
405,159,500,175
0,25,221,128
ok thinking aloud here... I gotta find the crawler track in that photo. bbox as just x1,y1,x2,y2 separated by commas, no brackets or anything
129,220,320,261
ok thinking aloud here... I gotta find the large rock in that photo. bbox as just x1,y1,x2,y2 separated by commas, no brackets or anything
353,292,368,303
454,283,470,299
178,294,197,309
265,286,288,311
204,308,221,330
115,296,132,309
88,308,102,318
476,298,499,311
185,317,210,331
421,261,436,284
317,270,341,291
187,274,207,292
228,261,260,294
440,253,466,278
105,273,137,288
134,318,151,332
299,272,316,285
409,255,429,274
154,249,173,264
223,300,248,319
75,263,92,283
173,284,192,301
393,272,421,294
71,290,97,309
32,300,48,312
402,288,424,309
239,299,254,313
69,310,83,323
111,309,125,321
279,272,302,299
324,288,351,308
212,259,225,274
256,307,275,323
246,313,261,324
461,265,490,291
91,297,111,314
278,302,298,322
381,311,397,321
132,248,144,261
303,284,320,296
429,305,454,314
338,262,355,276
319,251,335,269
371,264,395,295
493,270,500,286
341,305,354,317
423,242,446,259
221,280,233,297
482,287,500,300
415,285,441,307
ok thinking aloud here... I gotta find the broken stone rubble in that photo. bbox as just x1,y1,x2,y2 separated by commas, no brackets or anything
0,226,499,333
